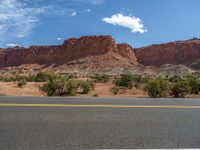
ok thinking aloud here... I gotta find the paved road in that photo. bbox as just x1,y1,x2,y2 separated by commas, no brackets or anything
1,97,200,149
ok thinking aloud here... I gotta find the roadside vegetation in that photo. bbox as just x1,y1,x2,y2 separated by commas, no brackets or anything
40,74,95,96
92,74,110,83
144,79,169,98
17,79,27,88
1,71,200,98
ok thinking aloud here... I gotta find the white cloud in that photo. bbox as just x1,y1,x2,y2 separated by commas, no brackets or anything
17,34,25,38
0,0,48,43
6,43,21,47
71,11,77,16
102,13,147,34
83,9,91,13
57,37,63,41
77,0,104,5
87,0,104,5
0,0,104,46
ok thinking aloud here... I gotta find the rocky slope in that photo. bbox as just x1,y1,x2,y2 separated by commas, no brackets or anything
0,36,138,70
135,38,200,69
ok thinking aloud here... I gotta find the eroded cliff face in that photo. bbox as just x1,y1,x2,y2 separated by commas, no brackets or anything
135,39,200,68
0,35,138,69
1,36,200,72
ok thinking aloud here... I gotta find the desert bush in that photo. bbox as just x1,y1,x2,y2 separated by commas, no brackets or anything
114,74,134,89
0,75,30,82
169,75,182,83
67,74,77,79
92,74,110,83
34,72,54,82
17,79,27,88
41,75,94,96
67,79,79,96
171,80,191,98
110,87,120,95
134,83,140,89
93,94,99,97
41,75,68,96
1,77,13,82
144,79,170,98
185,75,200,94
133,75,142,83
79,80,95,94
141,76,151,83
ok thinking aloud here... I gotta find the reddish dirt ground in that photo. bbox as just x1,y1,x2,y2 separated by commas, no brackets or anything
0,82,148,98
87,82,148,98
0,82,46,96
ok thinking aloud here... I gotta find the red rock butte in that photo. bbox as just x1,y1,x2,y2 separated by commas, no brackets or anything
0,36,200,71
135,38,200,69
0,35,138,70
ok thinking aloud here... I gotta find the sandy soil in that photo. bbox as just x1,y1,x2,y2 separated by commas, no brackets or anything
0,81,199,98
0,81,148,98
0,82,46,96
88,82,148,98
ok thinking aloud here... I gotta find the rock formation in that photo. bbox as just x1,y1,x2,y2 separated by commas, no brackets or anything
1,36,200,73
0,35,138,69
135,38,200,68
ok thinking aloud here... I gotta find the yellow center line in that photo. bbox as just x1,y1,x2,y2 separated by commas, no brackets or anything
0,103,200,109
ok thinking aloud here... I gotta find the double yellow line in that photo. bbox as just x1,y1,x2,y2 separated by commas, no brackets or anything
0,103,200,109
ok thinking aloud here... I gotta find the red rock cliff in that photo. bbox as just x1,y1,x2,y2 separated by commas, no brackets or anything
135,39,200,68
0,35,138,69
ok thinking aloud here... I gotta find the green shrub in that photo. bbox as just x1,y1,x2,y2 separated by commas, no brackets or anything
41,75,94,96
114,74,134,89
17,79,27,88
171,80,191,98
34,72,52,82
134,83,140,89
133,75,142,83
67,79,79,96
144,79,169,98
92,74,110,83
185,75,200,94
169,75,182,83
93,94,99,97
41,75,69,96
79,80,95,94
141,76,151,83
110,87,120,95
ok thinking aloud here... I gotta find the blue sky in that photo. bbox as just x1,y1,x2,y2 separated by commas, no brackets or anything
0,0,200,48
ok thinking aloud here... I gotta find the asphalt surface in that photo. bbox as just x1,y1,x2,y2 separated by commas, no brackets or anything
0,96,200,149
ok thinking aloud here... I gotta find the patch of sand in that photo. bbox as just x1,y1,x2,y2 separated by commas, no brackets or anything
89,82,148,98
0,82,46,96
0,81,147,98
